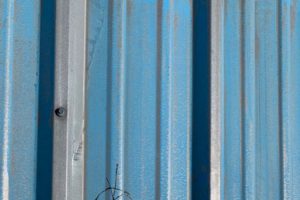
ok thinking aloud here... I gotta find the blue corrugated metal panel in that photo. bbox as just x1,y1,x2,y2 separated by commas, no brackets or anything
86,0,192,199
0,1,204,199
211,0,300,199
0,0,40,199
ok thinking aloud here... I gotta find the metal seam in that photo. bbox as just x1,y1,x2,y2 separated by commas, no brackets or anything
2,1,14,199
210,0,222,199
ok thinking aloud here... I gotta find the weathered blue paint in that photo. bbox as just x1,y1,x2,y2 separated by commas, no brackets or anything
2,0,300,199
0,0,208,199
212,0,300,199
281,1,300,199
0,0,40,199
86,0,192,199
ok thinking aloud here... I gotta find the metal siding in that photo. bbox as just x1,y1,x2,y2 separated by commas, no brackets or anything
1,1,194,199
3,0,300,199
86,0,192,200
0,0,40,199
0,0,194,199
211,0,300,200
4,0,300,199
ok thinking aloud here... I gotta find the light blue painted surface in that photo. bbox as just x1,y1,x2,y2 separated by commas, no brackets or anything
281,1,300,199
213,0,300,199
0,0,40,199
0,0,195,199
3,0,300,199
86,0,192,199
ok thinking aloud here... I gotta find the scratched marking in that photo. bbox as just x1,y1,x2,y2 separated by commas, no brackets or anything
87,0,105,70
73,141,83,161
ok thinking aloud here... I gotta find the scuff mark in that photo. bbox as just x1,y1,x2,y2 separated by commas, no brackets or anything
127,0,133,16
291,2,296,33
87,0,105,71
73,141,83,161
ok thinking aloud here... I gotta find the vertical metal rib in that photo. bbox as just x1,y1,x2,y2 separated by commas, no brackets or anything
243,0,256,199
1,1,14,199
53,0,87,199
211,0,223,199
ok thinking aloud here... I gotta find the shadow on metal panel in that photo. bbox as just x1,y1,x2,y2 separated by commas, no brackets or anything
36,0,55,199
192,0,210,199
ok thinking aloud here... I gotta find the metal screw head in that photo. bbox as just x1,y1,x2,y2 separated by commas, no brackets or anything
55,107,66,118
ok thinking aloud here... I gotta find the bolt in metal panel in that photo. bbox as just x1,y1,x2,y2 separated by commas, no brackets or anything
0,0,40,199
211,0,300,199
85,0,192,199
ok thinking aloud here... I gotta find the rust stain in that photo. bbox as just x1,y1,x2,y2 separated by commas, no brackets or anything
224,0,229,18
291,2,296,33
117,1,126,50
117,31,122,50
127,0,133,16
0,17,5,30
255,32,260,62
157,0,162,24
174,14,179,31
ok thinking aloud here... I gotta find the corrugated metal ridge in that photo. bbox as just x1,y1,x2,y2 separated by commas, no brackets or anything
85,0,192,199
211,0,222,199
52,0,87,199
